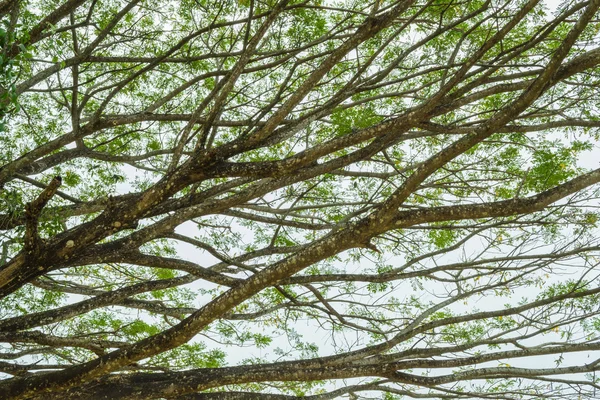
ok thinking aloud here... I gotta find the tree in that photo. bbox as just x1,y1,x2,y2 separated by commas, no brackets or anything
1,0,600,398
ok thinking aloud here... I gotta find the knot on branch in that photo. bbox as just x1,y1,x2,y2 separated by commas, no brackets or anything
357,240,381,254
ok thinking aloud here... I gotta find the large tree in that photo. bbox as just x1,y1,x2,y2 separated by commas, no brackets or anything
1,0,600,398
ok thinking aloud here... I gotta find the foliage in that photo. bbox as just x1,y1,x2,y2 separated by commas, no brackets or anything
0,0,600,398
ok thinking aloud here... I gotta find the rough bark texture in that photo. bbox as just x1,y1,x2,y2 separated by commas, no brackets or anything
1,0,600,399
